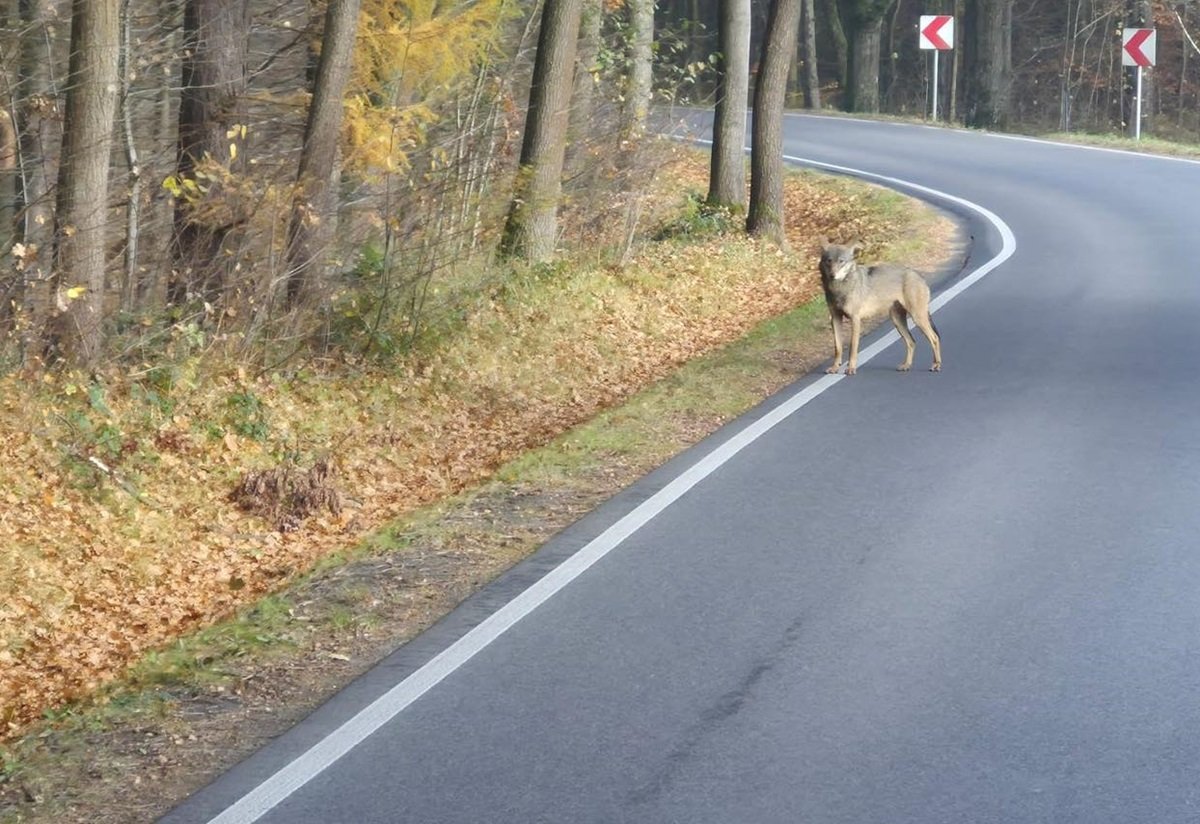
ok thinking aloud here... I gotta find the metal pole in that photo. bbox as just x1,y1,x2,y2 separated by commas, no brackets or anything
932,50,939,121
1135,65,1143,140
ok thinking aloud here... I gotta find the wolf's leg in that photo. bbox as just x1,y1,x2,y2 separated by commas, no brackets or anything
826,305,844,374
846,315,862,375
890,303,916,371
912,306,942,372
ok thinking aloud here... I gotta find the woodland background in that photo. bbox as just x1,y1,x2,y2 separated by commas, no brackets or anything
2,0,1200,740
0,0,1195,369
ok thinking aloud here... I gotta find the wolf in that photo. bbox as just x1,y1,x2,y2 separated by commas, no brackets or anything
818,240,942,376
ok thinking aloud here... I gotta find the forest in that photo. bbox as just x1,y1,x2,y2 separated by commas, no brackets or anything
0,0,1193,369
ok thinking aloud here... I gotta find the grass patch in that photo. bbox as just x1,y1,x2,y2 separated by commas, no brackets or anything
1037,130,1200,159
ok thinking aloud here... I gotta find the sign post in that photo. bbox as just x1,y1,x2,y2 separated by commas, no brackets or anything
1122,28,1156,140
919,16,955,122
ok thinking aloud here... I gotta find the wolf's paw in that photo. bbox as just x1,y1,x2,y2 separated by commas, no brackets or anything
846,365,857,376
826,364,842,374
930,363,942,372
897,363,912,372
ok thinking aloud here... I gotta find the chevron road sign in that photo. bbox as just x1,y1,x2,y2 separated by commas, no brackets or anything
1122,28,1156,67
920,16,954,122
919,15,954,50
1122,28,1155,140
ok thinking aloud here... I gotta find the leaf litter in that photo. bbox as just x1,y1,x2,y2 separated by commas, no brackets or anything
0,147,956,748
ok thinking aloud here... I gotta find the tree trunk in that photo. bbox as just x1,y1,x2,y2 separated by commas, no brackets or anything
746,0,801,245
568,0,603,160
48,0,120,364
169,0,248,309
846,16,883,112
801,0,821,109
963,0,1012,129
119,0,142,314
882,0,902,110
17,0,61,356
822,0,848,95
0,4,14,307
285,0,362,311
949,0,963,121
624,0,654,139
707,0,751,209
0,112,15,332
500,0,584,263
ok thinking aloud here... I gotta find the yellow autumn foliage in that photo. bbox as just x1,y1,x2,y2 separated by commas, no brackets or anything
343,0,514,174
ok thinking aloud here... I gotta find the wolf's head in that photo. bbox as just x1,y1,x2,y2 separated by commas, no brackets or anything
819,241,861,282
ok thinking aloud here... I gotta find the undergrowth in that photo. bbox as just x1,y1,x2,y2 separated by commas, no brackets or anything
0,146,949,744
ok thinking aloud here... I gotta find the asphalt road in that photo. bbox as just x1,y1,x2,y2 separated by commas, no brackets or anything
162,115,1200,824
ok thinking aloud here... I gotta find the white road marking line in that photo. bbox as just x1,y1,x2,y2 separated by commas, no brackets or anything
776,109,1200,166
980,130,1200,166
200,139,1017,824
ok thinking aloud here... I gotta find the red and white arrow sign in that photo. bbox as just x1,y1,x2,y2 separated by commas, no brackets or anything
1122,28,1156,67
919,15,954,50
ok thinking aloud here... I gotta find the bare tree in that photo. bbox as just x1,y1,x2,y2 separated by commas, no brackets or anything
500,0,584,262
963,0,1013,128
285,0,363,311
624,0,654,138
568,0,604,156
169,0,249,309
17,0,62,353
708,0,751,209
48,0,120,363
800,0,821,108
746,0,801,245
950,0,964,121
844,0,890,113
822,0,849,95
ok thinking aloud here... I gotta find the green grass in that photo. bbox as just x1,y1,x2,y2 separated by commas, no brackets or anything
1037,130,1200,159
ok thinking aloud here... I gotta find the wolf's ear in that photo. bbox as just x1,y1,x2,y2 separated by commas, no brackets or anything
817,236,830,251
848,241,863,254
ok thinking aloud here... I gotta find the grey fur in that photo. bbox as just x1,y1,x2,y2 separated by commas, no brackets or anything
819,241,942,375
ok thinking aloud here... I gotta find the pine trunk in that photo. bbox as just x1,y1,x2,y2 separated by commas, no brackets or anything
746,0,801,245
822,0,848,95
801,0,821,109
500,0,584,263
49,0,120,364
624,0,654,139
708,0,751,209
169,0,248,309
846,16,883,113
285,0,362,310
17,0,61,355
963,0,1012,129
568,0,603,158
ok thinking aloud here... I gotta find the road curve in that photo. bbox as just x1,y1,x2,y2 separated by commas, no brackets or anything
161,115,1200,824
